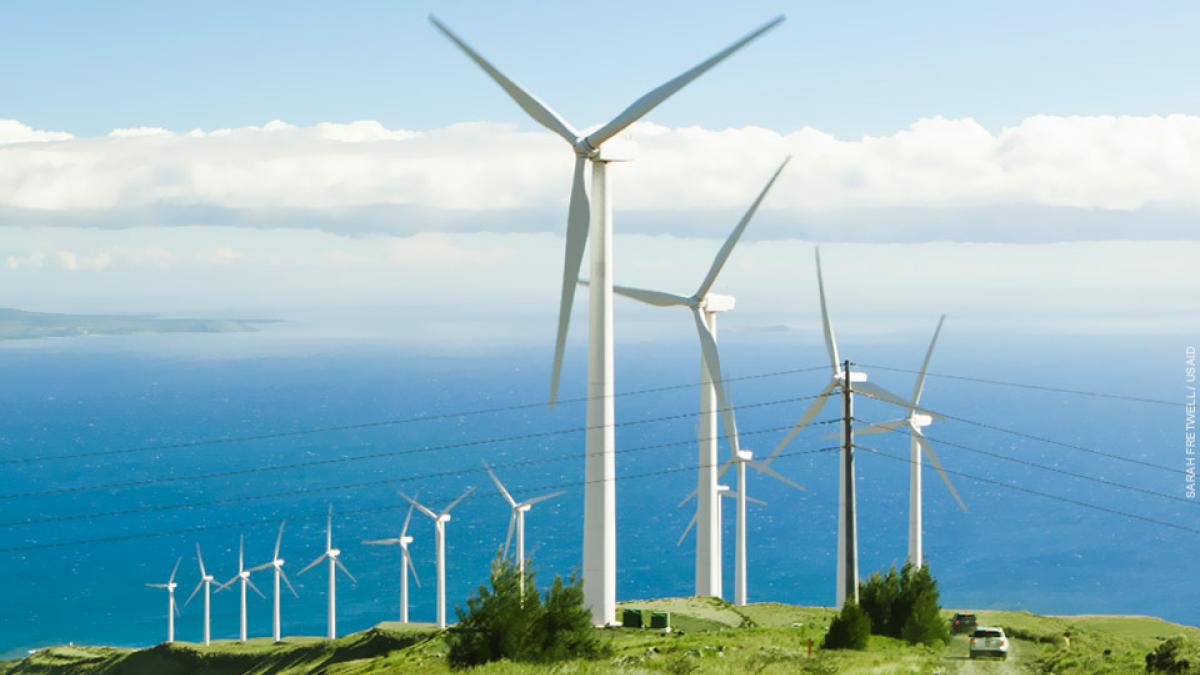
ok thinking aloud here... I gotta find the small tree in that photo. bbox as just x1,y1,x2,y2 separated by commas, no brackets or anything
530,573,606,662
823,600,871,650
857,562,949,646
1146,636,1197,673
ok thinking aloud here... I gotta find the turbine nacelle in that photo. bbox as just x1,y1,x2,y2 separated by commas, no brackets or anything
700,293,736,313
910,412,933,429
328,548,341,558
273,559,284,568
515,504,532,514
838,370,869,383
239,570,251,580
735,449,754,462
437,514,452,524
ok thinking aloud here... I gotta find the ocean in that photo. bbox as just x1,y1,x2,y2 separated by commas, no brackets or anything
0,327,1193,657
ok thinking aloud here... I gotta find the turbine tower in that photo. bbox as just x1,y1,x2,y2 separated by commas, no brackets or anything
768,246,921,609
249,521,298,643
597,157,789,597
216,535,266,642
430,13,784,625
145,557,181,644
856,316,967,566
298,505,357,640
483,460,565,586
364,500,422,623
401,487,474,629
184,543,217,645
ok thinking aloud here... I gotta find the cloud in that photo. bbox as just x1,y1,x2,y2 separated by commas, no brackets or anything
0,116,1198,241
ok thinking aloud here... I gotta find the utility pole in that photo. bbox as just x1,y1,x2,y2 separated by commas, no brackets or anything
842,359,858,607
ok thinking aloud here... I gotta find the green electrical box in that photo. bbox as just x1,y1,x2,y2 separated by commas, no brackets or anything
622,608,651,628
650,611,672,630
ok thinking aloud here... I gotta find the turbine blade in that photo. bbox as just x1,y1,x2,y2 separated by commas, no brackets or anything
335,557,358,586
815,247,841,374
146,583,168,589
274,520,285,561
404,549,422,588
427,16,577,144
298,553,326,576
326,504,333,552
695,156,790,299
483,460,517,507
676,512,697,547
549,154,589,406
169,557,181,584
692,307,739,454
184,579,203,607
609,284,691,307
585,16,785,148
723,489,768,506
195,543,206,579
856,381,936,416
676,457,735,507
853,418,908,437
399,491,438,520
503,512,516,559
280,569,300,598
911,314,946,408
248,562,274,573
765,380,836,463
239,534,244,572
441,486,476,517
246,576,266,600
401,500,416,538
916,434,968,513
520,490,565,508
749,460,805,492
174,600,181,617
362,539,401,546
217,574,238,591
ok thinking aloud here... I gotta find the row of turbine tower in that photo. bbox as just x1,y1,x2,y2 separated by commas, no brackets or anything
146,464,558,644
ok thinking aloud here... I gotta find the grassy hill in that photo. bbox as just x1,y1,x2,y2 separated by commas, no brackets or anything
4,599,1198,673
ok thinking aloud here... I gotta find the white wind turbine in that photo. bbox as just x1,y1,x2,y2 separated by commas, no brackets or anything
483,460,565,585
363,500,422,623
596,157,790,597
430,13,784,625
298,504,357,640
248,521,298,643
183,543,217,645
216,535,266,642
854,315,967,567
145,557,182,644
400,487,474,629
767,246,929,609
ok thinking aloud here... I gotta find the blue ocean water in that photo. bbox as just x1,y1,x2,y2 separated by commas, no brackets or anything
0,328,1193,656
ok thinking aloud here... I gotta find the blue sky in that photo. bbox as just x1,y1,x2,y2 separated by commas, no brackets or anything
3,1,1199,137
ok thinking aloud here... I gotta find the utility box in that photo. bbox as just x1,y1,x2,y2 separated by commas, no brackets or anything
650,611,672,630
621,608,652,628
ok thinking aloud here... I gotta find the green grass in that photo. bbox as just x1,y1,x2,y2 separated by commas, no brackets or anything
4,600,1196,674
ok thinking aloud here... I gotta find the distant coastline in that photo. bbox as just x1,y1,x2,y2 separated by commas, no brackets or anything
0,308,273,340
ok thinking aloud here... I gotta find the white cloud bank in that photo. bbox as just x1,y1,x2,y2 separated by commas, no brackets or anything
0,115,1197,241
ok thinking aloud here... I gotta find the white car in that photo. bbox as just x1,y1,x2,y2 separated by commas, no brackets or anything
969,626,1009,660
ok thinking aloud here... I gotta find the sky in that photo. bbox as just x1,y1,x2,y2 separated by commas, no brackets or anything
1,1,1198,339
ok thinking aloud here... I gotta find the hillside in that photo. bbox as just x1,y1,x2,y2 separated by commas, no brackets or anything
4,599,1198,674
0,308,264,340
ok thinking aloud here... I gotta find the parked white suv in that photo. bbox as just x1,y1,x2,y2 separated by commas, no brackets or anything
969,627,1009,660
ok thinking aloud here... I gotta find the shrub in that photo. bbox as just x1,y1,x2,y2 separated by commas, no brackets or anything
858,562,949,646
822,600,871,650
447,555,608,668
1146,635,1197,673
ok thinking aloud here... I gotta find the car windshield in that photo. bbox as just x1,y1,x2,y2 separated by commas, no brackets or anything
972,629,1003,638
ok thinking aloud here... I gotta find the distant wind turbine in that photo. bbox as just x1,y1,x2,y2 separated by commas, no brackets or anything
183,543,217,645
145,557,182,644
483,460,564,588
216,535,266,642
298,505,357,640
248,521,298,643
364,499,422,623
430,13,785,625
401,487,474,629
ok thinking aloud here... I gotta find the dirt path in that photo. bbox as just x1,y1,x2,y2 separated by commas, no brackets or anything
943,634,1031,674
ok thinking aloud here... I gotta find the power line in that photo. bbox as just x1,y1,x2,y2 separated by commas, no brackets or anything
859,445,1200,535
1,364,829,466
0,444,843,553
858,418,1195,506
0,392,836,501
1,421,839,529
857,362,1175,407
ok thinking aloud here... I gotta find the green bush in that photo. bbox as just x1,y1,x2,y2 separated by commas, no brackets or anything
1146,635,1198,673
858,563,949,646
822,600,871,650
447,555,608,668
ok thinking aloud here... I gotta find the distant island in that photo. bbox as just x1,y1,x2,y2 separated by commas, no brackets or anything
0,308,268,340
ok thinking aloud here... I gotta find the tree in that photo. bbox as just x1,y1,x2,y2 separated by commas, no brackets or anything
857,563,949,646
823,601,871,650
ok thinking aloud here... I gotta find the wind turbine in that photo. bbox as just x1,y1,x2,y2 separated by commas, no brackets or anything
145,557,181,644
855,315,967,567
298,504,357,640
216,535,266,642
248,520,298,643
483,460,564,586
767,246,923,609
363,500,422,623
183,543,217,645
400,487,474,629
595,156,790,597
430,13,784,625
